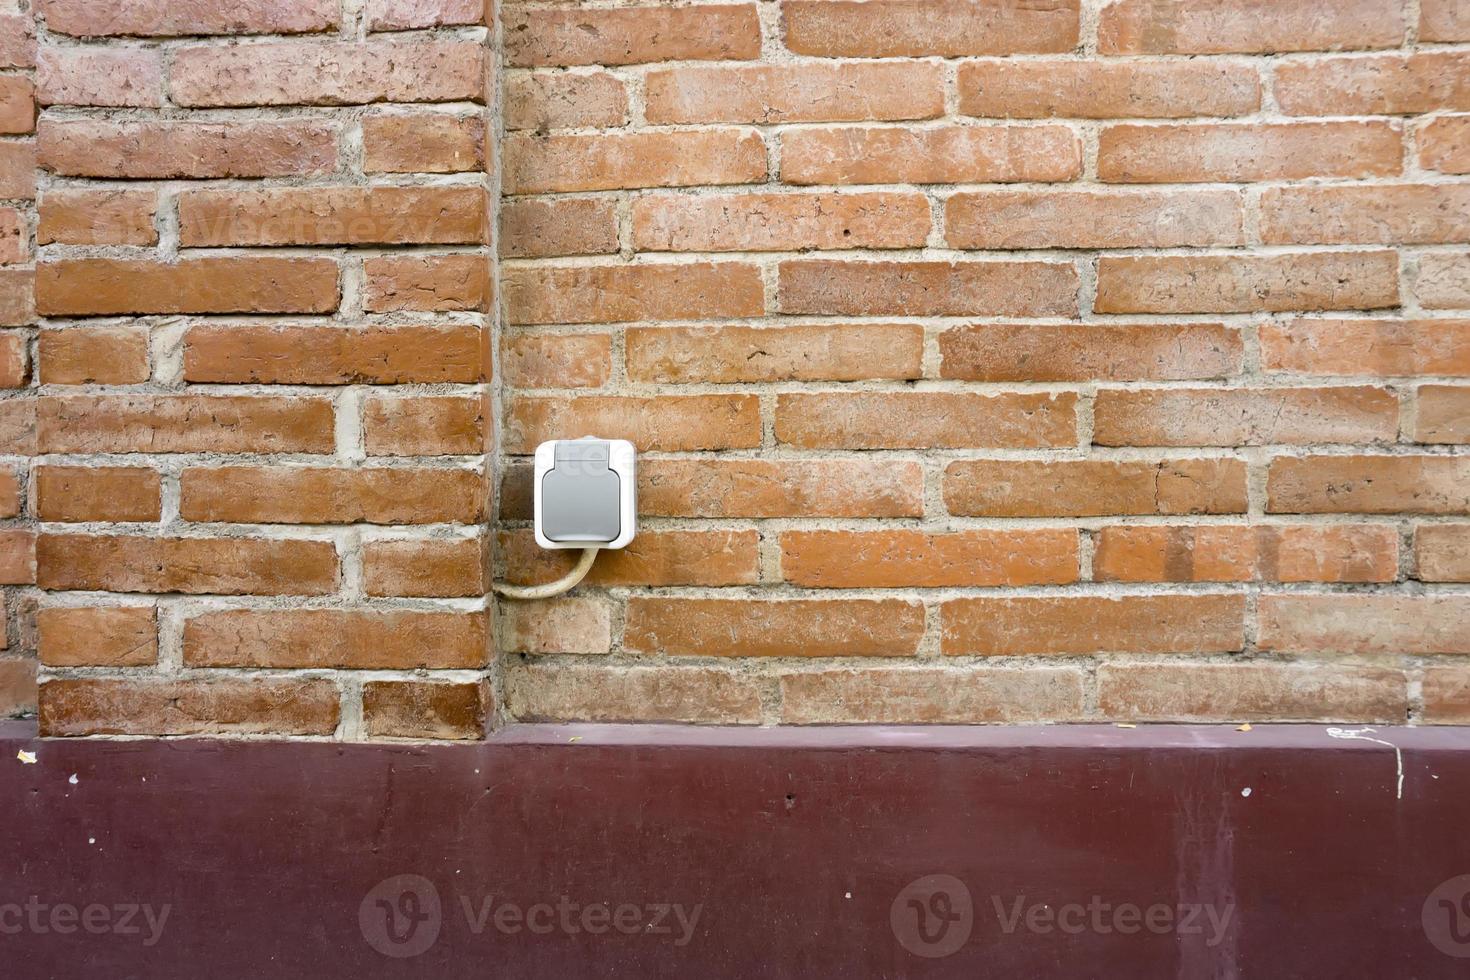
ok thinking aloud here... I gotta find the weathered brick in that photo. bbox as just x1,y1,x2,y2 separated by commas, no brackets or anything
38,119,338,178
367,0,489,30
0,15,34,69
637,459,924,518
0,529,33,584
502,597,613,655
1099,122,1401,183
946,188,1242,249
0,470,19,518
1099,0,1403,54
505,5,760,67
0,400,35,455
1416,525,1470,582
39,679,340,738
363,395,485,456
627,324,923,383
945,458,1248,517
363,255,489,313
0,207,22,263
780,667,1087,724
506,394,760,453
1093,387,1399,446
37,534,339,595
39,0,337,36
942,594,1245,656
505,262,763,324
776,391,1076,449
0,269,32,326
1095,252,1399,314
634,191,931,252
1098,664,1406,724
1261,319,1470,376
38,606,157,668
1262,185,1470,246
37,47,162,107
179,186,486,247
180,466,484,525
0,330,23,386
779,259,1077,317
1268,455,1470,514
37,258,341,316
1275,53,1470,116
1424,667,1470,724
38,189,157,246
362,682,486,740
505,663,762,724
504,71,628,131
782,530,1078,588
362,111,485,174
363,537,486,598
1417,254,1470,310
957,58,1260,118
0,76,31,133
1259,595,1470,654
171,40,485,107
0,141,35,199
1094,524,1399,583
1422,0,1470,41
502,333,611,388
782,125,1080,185
1417,385,1470,444
646,62,944,124
501,528,759,587
184,324,480,385
1420,116,1470,174
504,130,765,194
626,598,926,657
184,610,486,669
35,465,161,523
500,198,619,258
37,394,334,454
941,322,1242,382
783,0,1079,56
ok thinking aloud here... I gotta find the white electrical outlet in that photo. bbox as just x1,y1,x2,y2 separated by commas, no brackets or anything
532,438,637,550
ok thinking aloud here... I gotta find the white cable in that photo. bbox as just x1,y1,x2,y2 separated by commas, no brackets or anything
492,547,600,600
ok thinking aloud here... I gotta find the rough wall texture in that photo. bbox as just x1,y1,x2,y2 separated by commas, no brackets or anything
3,0,1469,736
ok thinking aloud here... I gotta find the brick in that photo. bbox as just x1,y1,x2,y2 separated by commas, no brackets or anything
38,534,338,596
368,0,488,30
635,191,930,252
779,259,1077,317
505,5,760,67
39,680,340,738
37,258,340,316
363,255,489,313
777,391,1076,450
0,529,33,584
38,189,156,246
942,594,1245,656
1094,524,1398,584
0,400,34,455
1261,319,1470,376
0,15,34,69
505,262,763,324
626,598,925,657
363,395,485,456
0,269,30,325
179,186,486,247
0,141,35,199
501,528,759,587
507,393,759,453
1094,387,1399,447
362,682,486,740
0,470,19,517
1421,116,1470,174
501,198,618,260
646,62,944,125
502,598,612,655
39,606,157,668
362,111,485,174
1422,0,1470,41
0,76,31,133
502,333,610,389
957,58,1260,119
1416,525,1470,582
38,119,337,178
780,667,1086,724
783,0,1079,57
1095,252,1399,314
184,324,480,385
1098,664,1406,724
1424,668,1470,724
184,610,485,669
941,322,1241,382
505,663,762,724
0,207,21,263
504,71,629,131
783,530,1078,588
945,458,1247,517
0,330,23,385
946,188,1242,250
180,466,484,525
1417,254,1470,310
1260,594,1470,654
39,0,337,36
504,130,765,194
1268,455,1470,514
36,47,162,107
1262,185,1470,246
35,466,161,523
1275,53,1470,116
1099,122,1401,183
37,394,334,454
640,459,923,518
1099,0,1402,54
171,40,485,107
627,323,923,383
782,125,1080,185
1417,385,1470,444
363,537,486,598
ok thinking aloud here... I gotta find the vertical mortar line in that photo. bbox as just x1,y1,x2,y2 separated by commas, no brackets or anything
486,1,509,728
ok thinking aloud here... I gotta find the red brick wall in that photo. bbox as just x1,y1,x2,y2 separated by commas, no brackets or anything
4,0,1469,736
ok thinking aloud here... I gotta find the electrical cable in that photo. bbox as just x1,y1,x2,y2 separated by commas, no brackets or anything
491,547,599,600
